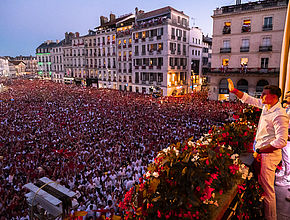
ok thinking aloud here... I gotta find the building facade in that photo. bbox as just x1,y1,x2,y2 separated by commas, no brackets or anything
12,56,38,74
36,41,58,80
210,0,288,101
189,27,203,91
0,57,10,77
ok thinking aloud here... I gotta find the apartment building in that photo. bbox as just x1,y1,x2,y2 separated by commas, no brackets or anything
0,57,10,77
189,27,203,91
132,7,190,96
116,15,135,91
96,14,133,90
12,55,38,74
50,40,65,83
36,41,58,80
63,32,75,84
210,0,288,101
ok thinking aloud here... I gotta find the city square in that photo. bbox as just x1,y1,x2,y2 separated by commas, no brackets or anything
0,0,290,219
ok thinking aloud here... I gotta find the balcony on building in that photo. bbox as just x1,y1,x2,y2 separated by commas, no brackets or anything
241,25,251,33
240,46,249,52
223,26,231,34
259,45,272,52
220,48,231,53
263,24,273,31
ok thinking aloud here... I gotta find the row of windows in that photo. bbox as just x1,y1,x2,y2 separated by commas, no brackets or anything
169,57,187,67
133,28,164,39
221,57,270,69
221,36,272,53
134,58,164,66
222,16,273,34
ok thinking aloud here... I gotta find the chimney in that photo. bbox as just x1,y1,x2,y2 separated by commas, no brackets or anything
56,40,60,43
236,0,241,4
100,16,108,25
110,13,116,22
75,32,80,38
135,7,139,16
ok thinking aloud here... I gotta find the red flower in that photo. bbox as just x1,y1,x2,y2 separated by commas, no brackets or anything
157,210,162,218
196,186,201,191
233,114,239,120
219,189,223,195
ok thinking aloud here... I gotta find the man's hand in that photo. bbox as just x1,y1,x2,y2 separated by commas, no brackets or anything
227,78,235,92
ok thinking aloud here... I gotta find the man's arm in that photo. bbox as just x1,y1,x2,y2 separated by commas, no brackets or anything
227,78,263,109
227,78,244,99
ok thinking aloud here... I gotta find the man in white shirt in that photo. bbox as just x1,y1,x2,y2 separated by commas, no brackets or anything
228,79,288,220
275,91,290,187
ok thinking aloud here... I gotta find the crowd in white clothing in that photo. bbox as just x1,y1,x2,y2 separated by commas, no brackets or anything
0,80,246,219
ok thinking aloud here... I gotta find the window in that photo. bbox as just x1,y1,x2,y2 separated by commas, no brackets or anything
222,58,229,66
240,58,248,66
157,28,163,36
242,39,249,47
262,36,271,46
171,28,175,36
223,22,231,34
242,20,251,32
142,31,146,38
261,58,269,68
223,40,230,48
263,17,273,30
118,40,121,45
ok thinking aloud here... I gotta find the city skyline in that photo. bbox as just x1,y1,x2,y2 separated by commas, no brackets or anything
0,0,241,57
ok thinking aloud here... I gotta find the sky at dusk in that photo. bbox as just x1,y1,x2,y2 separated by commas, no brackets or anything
0,0,240,57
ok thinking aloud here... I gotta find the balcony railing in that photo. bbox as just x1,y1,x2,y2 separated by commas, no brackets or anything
209,67,279,75
240,47,249,52
220,48,231,53
263,24,273,31
223,26,231,34
241,26,251,33
259,45,272,52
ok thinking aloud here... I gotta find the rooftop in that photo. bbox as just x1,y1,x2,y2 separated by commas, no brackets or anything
213,0,288,16
136,6,188,21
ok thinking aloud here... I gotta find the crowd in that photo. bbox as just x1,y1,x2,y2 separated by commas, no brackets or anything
0,80,246,219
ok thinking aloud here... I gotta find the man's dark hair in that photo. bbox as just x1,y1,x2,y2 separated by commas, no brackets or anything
263,85,281,98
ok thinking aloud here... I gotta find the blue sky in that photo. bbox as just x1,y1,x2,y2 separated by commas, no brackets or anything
0,0,239,57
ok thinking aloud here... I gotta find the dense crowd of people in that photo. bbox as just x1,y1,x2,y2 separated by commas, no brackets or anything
0,79,246,219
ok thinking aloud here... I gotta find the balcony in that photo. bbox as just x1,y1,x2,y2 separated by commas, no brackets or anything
263,25,273,31
107,53,111,56
123,57,127,61
118,69,122,73
128,69,132,73
135,66,139,69
259,45,272,52
171,35,175,40
118,57,121,61
142,66,146,69
135,52,139,56
149,37,154,41
149,51,153,55
157,35,162,40
223,26,231,34
177,36,181,40
209,67,279,75
171,50,176,55
220,48,231,53
240,47,249,52
142,38,146,42
157,66,161,69
135,39,139,43
128,44,132,48
149,66,153,69
112,40,115,44
118,45,121,49
241,26,251,33
183,38,187,42
177,51,181,55
123,69,127,73
123,45,127,48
